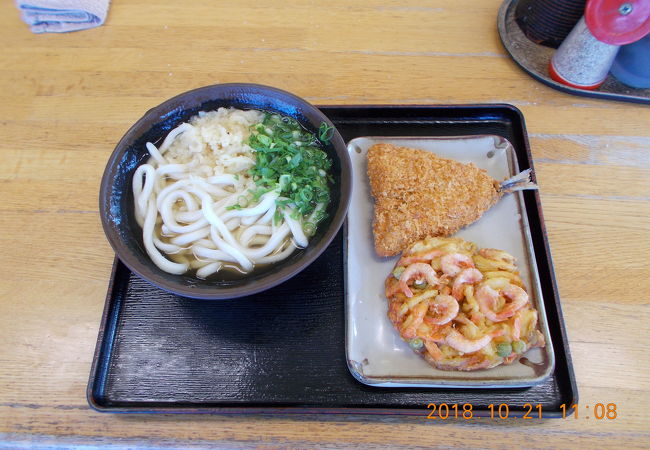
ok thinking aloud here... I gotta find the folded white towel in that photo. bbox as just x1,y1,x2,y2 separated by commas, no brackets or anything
16,0,110,33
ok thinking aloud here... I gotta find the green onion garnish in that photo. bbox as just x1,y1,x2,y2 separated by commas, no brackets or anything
303,221,316,236
247,113,333,225
237,195,249,208
318,122,334,144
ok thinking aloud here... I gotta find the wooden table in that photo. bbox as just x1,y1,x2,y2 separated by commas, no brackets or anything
1,0,649,447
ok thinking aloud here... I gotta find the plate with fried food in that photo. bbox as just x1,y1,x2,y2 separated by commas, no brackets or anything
345,136,554,387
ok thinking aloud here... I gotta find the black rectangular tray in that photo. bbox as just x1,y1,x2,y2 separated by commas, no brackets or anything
88,105,577,417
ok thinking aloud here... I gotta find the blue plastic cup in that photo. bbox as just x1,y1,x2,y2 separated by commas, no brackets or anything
610,34,650,89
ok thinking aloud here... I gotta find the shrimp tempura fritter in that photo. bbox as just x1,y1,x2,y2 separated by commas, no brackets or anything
385,237,546,371
367,143,502,257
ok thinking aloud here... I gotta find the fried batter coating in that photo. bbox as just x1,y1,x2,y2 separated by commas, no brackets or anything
367,143,502,257
386,237,545,371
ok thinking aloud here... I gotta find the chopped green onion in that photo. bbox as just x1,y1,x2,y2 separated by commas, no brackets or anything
409,338,424,350
303,221,316,236
290,152,302,167
413,280,428,289
257,134,272,146
393,266,405,280
512,340,525,354
260,167,275,178
318,122,334,143
278,174,291,190
247,113,333,233
299,187,313,202
273,209,283,225
496,342,513,358
313,209,327,224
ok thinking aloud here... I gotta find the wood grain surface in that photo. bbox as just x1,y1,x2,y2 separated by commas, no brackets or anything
1,0,649,448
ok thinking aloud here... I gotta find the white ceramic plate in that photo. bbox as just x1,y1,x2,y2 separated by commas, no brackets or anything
345,136,555,388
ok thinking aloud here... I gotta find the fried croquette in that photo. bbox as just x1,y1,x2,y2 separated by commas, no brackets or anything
367,143,503,257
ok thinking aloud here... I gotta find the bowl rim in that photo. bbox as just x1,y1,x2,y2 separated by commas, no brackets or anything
99,83,352,299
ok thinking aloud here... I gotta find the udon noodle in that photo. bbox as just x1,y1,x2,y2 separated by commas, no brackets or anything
132,107,331,278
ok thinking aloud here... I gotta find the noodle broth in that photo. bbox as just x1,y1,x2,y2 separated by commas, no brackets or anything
159,221,304,281
132,107,334,281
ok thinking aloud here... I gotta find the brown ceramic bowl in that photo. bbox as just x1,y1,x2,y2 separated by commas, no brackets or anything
99,83,351,299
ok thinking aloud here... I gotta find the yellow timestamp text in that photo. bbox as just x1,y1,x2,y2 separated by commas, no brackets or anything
424,403,618,420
